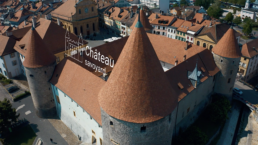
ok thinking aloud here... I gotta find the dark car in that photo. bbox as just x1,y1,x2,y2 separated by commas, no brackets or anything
7,86,18,93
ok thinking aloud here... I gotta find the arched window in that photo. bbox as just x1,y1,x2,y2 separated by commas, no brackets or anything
209,45,213,50
92,7,94,12
203,43,206,48
93,23,95,31
80,26,83,34
74,27,78,35
79,9,81,14
197,41,200,46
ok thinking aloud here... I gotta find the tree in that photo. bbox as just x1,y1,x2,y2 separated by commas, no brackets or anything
233,8,236,14
243,17,252,23
180,0,188,6
0,98,19,135
179,126,208,145
207,4,223,19
173,3,179,7
233,16,242,26
224,12,234,22
243,22,253,36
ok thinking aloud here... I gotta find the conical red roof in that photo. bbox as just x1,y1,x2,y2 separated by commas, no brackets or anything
23,28,56,68
212,28,241,58
98,18,177,123
130,9,153,31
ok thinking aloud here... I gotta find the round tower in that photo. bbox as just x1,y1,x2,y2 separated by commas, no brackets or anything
212,27,241,99
98,13,178,145
23,27,57,118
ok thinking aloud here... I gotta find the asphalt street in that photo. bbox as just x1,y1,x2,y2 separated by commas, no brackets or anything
0,85,68,145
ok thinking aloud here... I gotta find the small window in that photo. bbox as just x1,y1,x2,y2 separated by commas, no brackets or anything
140,126,146,132
30,74,33,77
230,70,233,75
233,61,235,64
228,78,231,83
203,43,206,48
187,107,190,113
244,58,247,60
12,60,17,66
10,53,15,58
73,111,76,117
56,95,60,104
110,121,113,126
92,7,94,12
79,9,81,14
221,59,223,62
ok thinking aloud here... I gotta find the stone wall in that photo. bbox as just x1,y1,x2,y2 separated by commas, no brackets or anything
101,108,176,145
24,62,56,118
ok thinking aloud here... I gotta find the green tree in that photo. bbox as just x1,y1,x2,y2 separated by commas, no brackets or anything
173,3,179,7
243,22,253,36
233,16,242,25
180,126,208,145
243,17,252,23
224,12,234,22
0,98,20,135
180,0,188,6
207,4,223,19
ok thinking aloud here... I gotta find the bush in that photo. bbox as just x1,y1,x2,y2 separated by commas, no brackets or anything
13,91,30,102
205,95,231,124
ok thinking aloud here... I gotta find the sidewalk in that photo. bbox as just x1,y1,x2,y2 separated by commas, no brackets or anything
216,101,242,145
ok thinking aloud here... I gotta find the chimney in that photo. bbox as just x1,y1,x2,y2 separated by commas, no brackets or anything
183,55,186,61
155,13,159,19
57,17,60,26
24,20,26,26
185,42,188,50
32,16,36,28
175,60,178,66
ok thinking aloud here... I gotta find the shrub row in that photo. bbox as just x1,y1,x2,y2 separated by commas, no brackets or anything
13,91,31,102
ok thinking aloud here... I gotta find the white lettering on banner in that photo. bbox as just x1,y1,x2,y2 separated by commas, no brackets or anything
65,30,114,74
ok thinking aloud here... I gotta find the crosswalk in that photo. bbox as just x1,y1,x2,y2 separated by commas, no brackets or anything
16,104,31,115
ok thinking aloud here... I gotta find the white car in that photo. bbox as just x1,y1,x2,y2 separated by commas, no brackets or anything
233,88,243,96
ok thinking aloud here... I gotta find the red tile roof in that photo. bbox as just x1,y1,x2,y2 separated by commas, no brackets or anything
130,9,152,31
23,28,56,68
98,20,178,123
241,38,258,58
212,28,241,58
50,58,105,125
0,35,16,56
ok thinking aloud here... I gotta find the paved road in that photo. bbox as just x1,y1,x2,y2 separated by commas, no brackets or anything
0,85,68,145
0,84,11,101
234,81,258,105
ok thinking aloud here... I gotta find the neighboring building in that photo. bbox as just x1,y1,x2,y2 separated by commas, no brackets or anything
139,0,159,8
240,0,258,21
239,38,258,81
51,0,99,37
96,0,112,28
114,0,131,7
194,23,240,50
167,18,184,39
149,13,176,36
0,35,22,79
185,24,204,43
9,9,33,27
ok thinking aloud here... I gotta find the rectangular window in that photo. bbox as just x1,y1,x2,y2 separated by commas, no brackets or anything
180,32,182,35
187,36,189,39
56,95,60,104
230,70,233,75
73,111,76,117
228,78,231,83
12,60,17,66
183,33,185,36
10,53,15,58
4,71,7,76
0,68,2,73
177,31,179,34
191,38,193,41
2,63,5,68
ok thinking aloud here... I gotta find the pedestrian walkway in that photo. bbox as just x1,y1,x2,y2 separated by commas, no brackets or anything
48,119,82,145
217,101,241,145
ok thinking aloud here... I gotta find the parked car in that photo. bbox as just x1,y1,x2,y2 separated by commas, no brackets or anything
233,88,243,96
7,86,18,93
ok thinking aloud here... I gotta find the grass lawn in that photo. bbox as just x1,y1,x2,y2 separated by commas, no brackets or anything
5,125,36,145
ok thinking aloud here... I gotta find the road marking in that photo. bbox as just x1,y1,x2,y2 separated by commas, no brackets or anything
16,104,25,111
25,110,31,115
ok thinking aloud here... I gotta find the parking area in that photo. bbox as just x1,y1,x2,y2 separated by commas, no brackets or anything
3,83,26,100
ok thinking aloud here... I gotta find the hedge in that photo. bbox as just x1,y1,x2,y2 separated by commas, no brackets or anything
13,91,31,101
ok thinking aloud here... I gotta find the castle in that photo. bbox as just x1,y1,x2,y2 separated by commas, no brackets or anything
21,9,241,145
